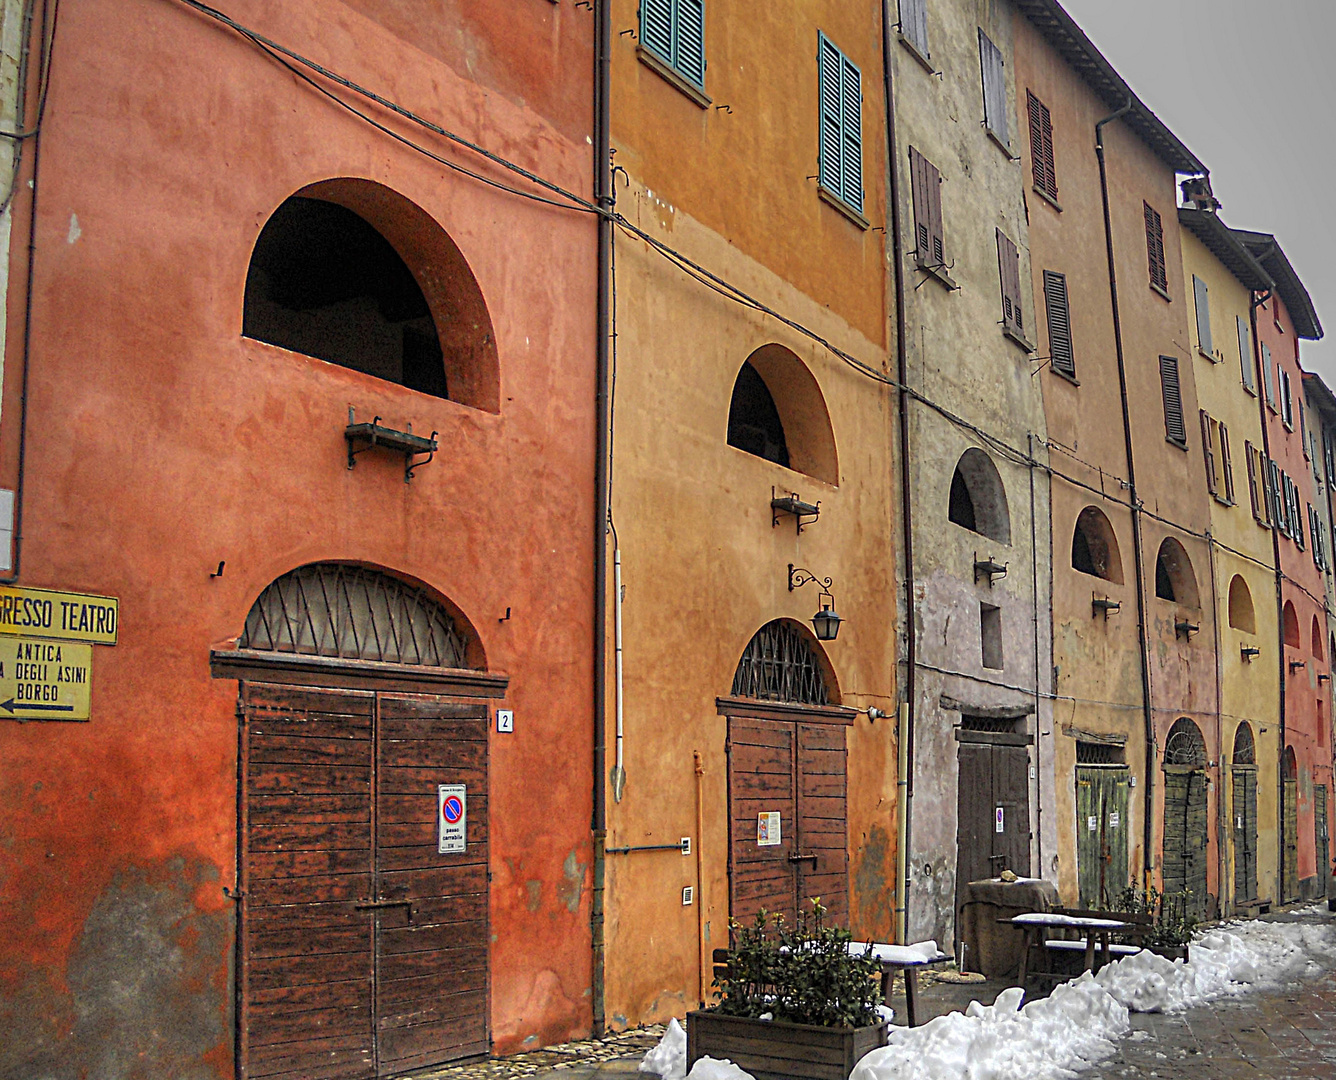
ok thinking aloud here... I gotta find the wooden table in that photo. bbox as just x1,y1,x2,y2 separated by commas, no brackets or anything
848,942,953,1027
1007,913,1134,988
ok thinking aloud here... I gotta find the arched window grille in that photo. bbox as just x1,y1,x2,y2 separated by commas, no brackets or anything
1232,723,1256,766
731,620,830,705
1164,717,1207,767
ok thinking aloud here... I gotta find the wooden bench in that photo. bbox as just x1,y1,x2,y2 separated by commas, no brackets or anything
1008,908,1149,989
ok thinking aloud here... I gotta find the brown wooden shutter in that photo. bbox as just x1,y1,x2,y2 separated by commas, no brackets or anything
1043,270,1074,376
1220,423,1235,504
927,157,945,266
1027,91,1056,199
1200,411,1218,495
996,229,1023,338
1145,202,1167,292
1246,440,1262,522
910,147,945,269
1160,355,1186,445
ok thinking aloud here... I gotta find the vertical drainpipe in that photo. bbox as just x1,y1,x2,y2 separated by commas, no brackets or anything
1208,533,1227,911
591,0,612,1039
880,0,915,943
1250,291,1286,901
1094,99,1158,890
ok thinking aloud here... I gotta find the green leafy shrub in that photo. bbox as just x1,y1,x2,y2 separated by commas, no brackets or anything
713,900,883,1028
1113,884,1198,948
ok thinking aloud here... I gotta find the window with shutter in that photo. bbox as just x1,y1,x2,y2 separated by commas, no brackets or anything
1193,275,1212,355
996,230,1026,344
1262,343,1276,409
1325,434,1335,490
1237,316,1255,393
1043,270,1075,377
1290,480,1305,549
1220,423,1235,505
909,147,947,275
817,34,863,218
1301,401,1310,459
979,30,1008,148
898,0,930,60
1027,91,1057,201
1281,369,1294,428
1145,202,1167,294
1160,355,1186,446
1246,441,1264,524
1268,460,1285,535
639,0,707,92
1200,411,1218,496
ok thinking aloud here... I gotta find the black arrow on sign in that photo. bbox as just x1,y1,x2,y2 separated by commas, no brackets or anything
0,699,73,713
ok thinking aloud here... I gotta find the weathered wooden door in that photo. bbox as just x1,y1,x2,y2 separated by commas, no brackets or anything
1315,785,1329,893
727,716,848,929
1076,768,1130,908
240,684,489,1080
1162,768,1208,916
956,740,1031,939
1283,777,1299,901
1231,767,1258,905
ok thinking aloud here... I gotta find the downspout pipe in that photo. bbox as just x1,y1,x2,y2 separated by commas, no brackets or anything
1095,99,1158,891
591,0,612,1039
882,0,914,943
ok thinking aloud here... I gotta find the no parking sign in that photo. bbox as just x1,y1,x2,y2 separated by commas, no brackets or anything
438,784,467,854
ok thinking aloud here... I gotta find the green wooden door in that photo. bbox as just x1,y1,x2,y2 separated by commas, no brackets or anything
1283,778,1299,901
1315,785,1329,893
1077,768,1129,908
1162,768,1209,917
1232,767,1258,905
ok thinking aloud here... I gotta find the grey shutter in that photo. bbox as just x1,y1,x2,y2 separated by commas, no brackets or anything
979,30,1008,147
1282,369,1293,427
1325,434,1335,490
1193,275,1212,354
676,0,706,88
1044,270,1074,375
1246,441,1262,521
1220,423,1235,504
1301,400,1310,459
841,52,863,212
1145,203,1167,291
818,34,842,199
1200,412,1218,496
1238,315,1255,392
1262,342,1275,406
1268,460,1285,534
910,147,943,267
1160,355,1186,445
1027,91,1056,199
899,0,929,58
926,157,945,266
996,230,1023,336
640,0,674,65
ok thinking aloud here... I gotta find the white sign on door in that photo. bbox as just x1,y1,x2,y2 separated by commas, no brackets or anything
995,807,1005,833
1088,815,1098,832
757,811,781,847
438,784,467,854
1109,811,1120,828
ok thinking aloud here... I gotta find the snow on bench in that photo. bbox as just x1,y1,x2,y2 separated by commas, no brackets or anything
847,940,950,965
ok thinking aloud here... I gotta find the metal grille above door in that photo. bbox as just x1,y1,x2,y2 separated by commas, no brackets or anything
731,620,830,705
241,564,471,668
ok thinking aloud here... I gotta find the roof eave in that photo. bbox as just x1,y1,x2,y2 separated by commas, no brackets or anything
1177,209,1274,293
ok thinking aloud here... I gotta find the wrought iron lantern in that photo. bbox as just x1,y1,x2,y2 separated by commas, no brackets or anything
788,564,843,641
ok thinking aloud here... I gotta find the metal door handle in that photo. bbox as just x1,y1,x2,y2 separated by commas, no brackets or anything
788,852,818,864
355,899,413,922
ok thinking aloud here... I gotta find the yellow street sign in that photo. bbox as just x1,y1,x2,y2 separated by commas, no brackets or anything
0,637,91,720
0,586,118,645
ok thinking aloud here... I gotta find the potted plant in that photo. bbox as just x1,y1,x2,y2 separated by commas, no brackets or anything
1114,885,1196,962
687,902,888,1080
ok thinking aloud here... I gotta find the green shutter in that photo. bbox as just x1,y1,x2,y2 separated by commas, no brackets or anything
818,34,842,199
675,0,705,88
640,0,673,65
840,53,863,213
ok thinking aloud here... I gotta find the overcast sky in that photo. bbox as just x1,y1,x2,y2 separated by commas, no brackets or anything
1058,0,1336,382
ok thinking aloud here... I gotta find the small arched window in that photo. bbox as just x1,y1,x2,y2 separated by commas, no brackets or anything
1313,616,1325,661
1283,745,1298,781
1071,506,1123,584
725,345,838,484
1232,723,1255,766
244,179,499,411
1164,717,1207,767
1283,601,1300,647
1154,538,1200,608
1228,575,1255,633
947,449,1011,544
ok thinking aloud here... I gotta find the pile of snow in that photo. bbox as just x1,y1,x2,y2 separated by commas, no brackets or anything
639,1018,687,1080
683,1059,754,1080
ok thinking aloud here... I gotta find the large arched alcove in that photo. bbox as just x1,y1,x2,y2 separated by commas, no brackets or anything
948,448,1011,544
1283,601,1301,647
1232,722,1256,766
1072,506,1123,584
726,344,838,484
1313,616,1325,661
1154,537,1200,608
1228,575,1255,633
244,178,499,411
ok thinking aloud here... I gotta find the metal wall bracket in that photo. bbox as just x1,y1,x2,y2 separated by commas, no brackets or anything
974,553,1008,586
771,488,821,533
345,407,438,483
1092,595,1121,619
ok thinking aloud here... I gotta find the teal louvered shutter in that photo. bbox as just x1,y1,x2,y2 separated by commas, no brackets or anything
978,30,1008,147
1238,315,1254,392
840,53,863,212
818,34,842,201
675,0,705,88
1193,275,1212,354
640,0,673,66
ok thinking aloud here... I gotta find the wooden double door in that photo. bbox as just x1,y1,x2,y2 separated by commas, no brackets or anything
955,740,1031,909
240,683,489,1080
1232,767,1258,906
726,715,849,929
1283,777,1299,901
1076,767,1129,909
1162,768,1208,916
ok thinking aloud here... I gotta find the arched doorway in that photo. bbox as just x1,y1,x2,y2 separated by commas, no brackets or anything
214,563,506,1079
1231,723,1258,907
1162,718,1209,918
721,620,853,928
1283,746,1299,901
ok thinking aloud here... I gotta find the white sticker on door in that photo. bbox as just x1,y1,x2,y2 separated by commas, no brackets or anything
1109,811,1120,828
1088,815,1098,832
995,807,1005,833
757,811,781,846
438,784,467,854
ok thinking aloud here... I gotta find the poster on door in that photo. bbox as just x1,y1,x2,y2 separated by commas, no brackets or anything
438,784,467,854
757,811,781,846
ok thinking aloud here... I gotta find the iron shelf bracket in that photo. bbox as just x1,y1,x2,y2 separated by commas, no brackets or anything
771,488,821,533
345,407,439,483
1175,619,1200,640
974,553,1008,587
1092,595,1121,619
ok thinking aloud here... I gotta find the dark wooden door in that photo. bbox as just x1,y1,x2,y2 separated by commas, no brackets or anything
956,740,1032,944
1162,769,1208,916
240,684,489,1080
727,716,848,929
1076,768,1130,908
1283,778,1299,901
1232,767,1258,905
1316,785,1330,894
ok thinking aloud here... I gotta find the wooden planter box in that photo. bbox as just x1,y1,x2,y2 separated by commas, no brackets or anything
686,1010,888,1080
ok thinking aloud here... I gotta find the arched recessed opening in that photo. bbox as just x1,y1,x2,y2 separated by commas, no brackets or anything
1164,717,1207,767
1072,506,1123,584
1154,537,1200,608
244,179,499,411
238,561,485,670
1232,722,1255,766
948,448,1011,544
1313,616,1325,661
731,618,839,705
1283,745,1298,782
1283,601,1301,648
1227,575,1256,633
726,344,838,484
